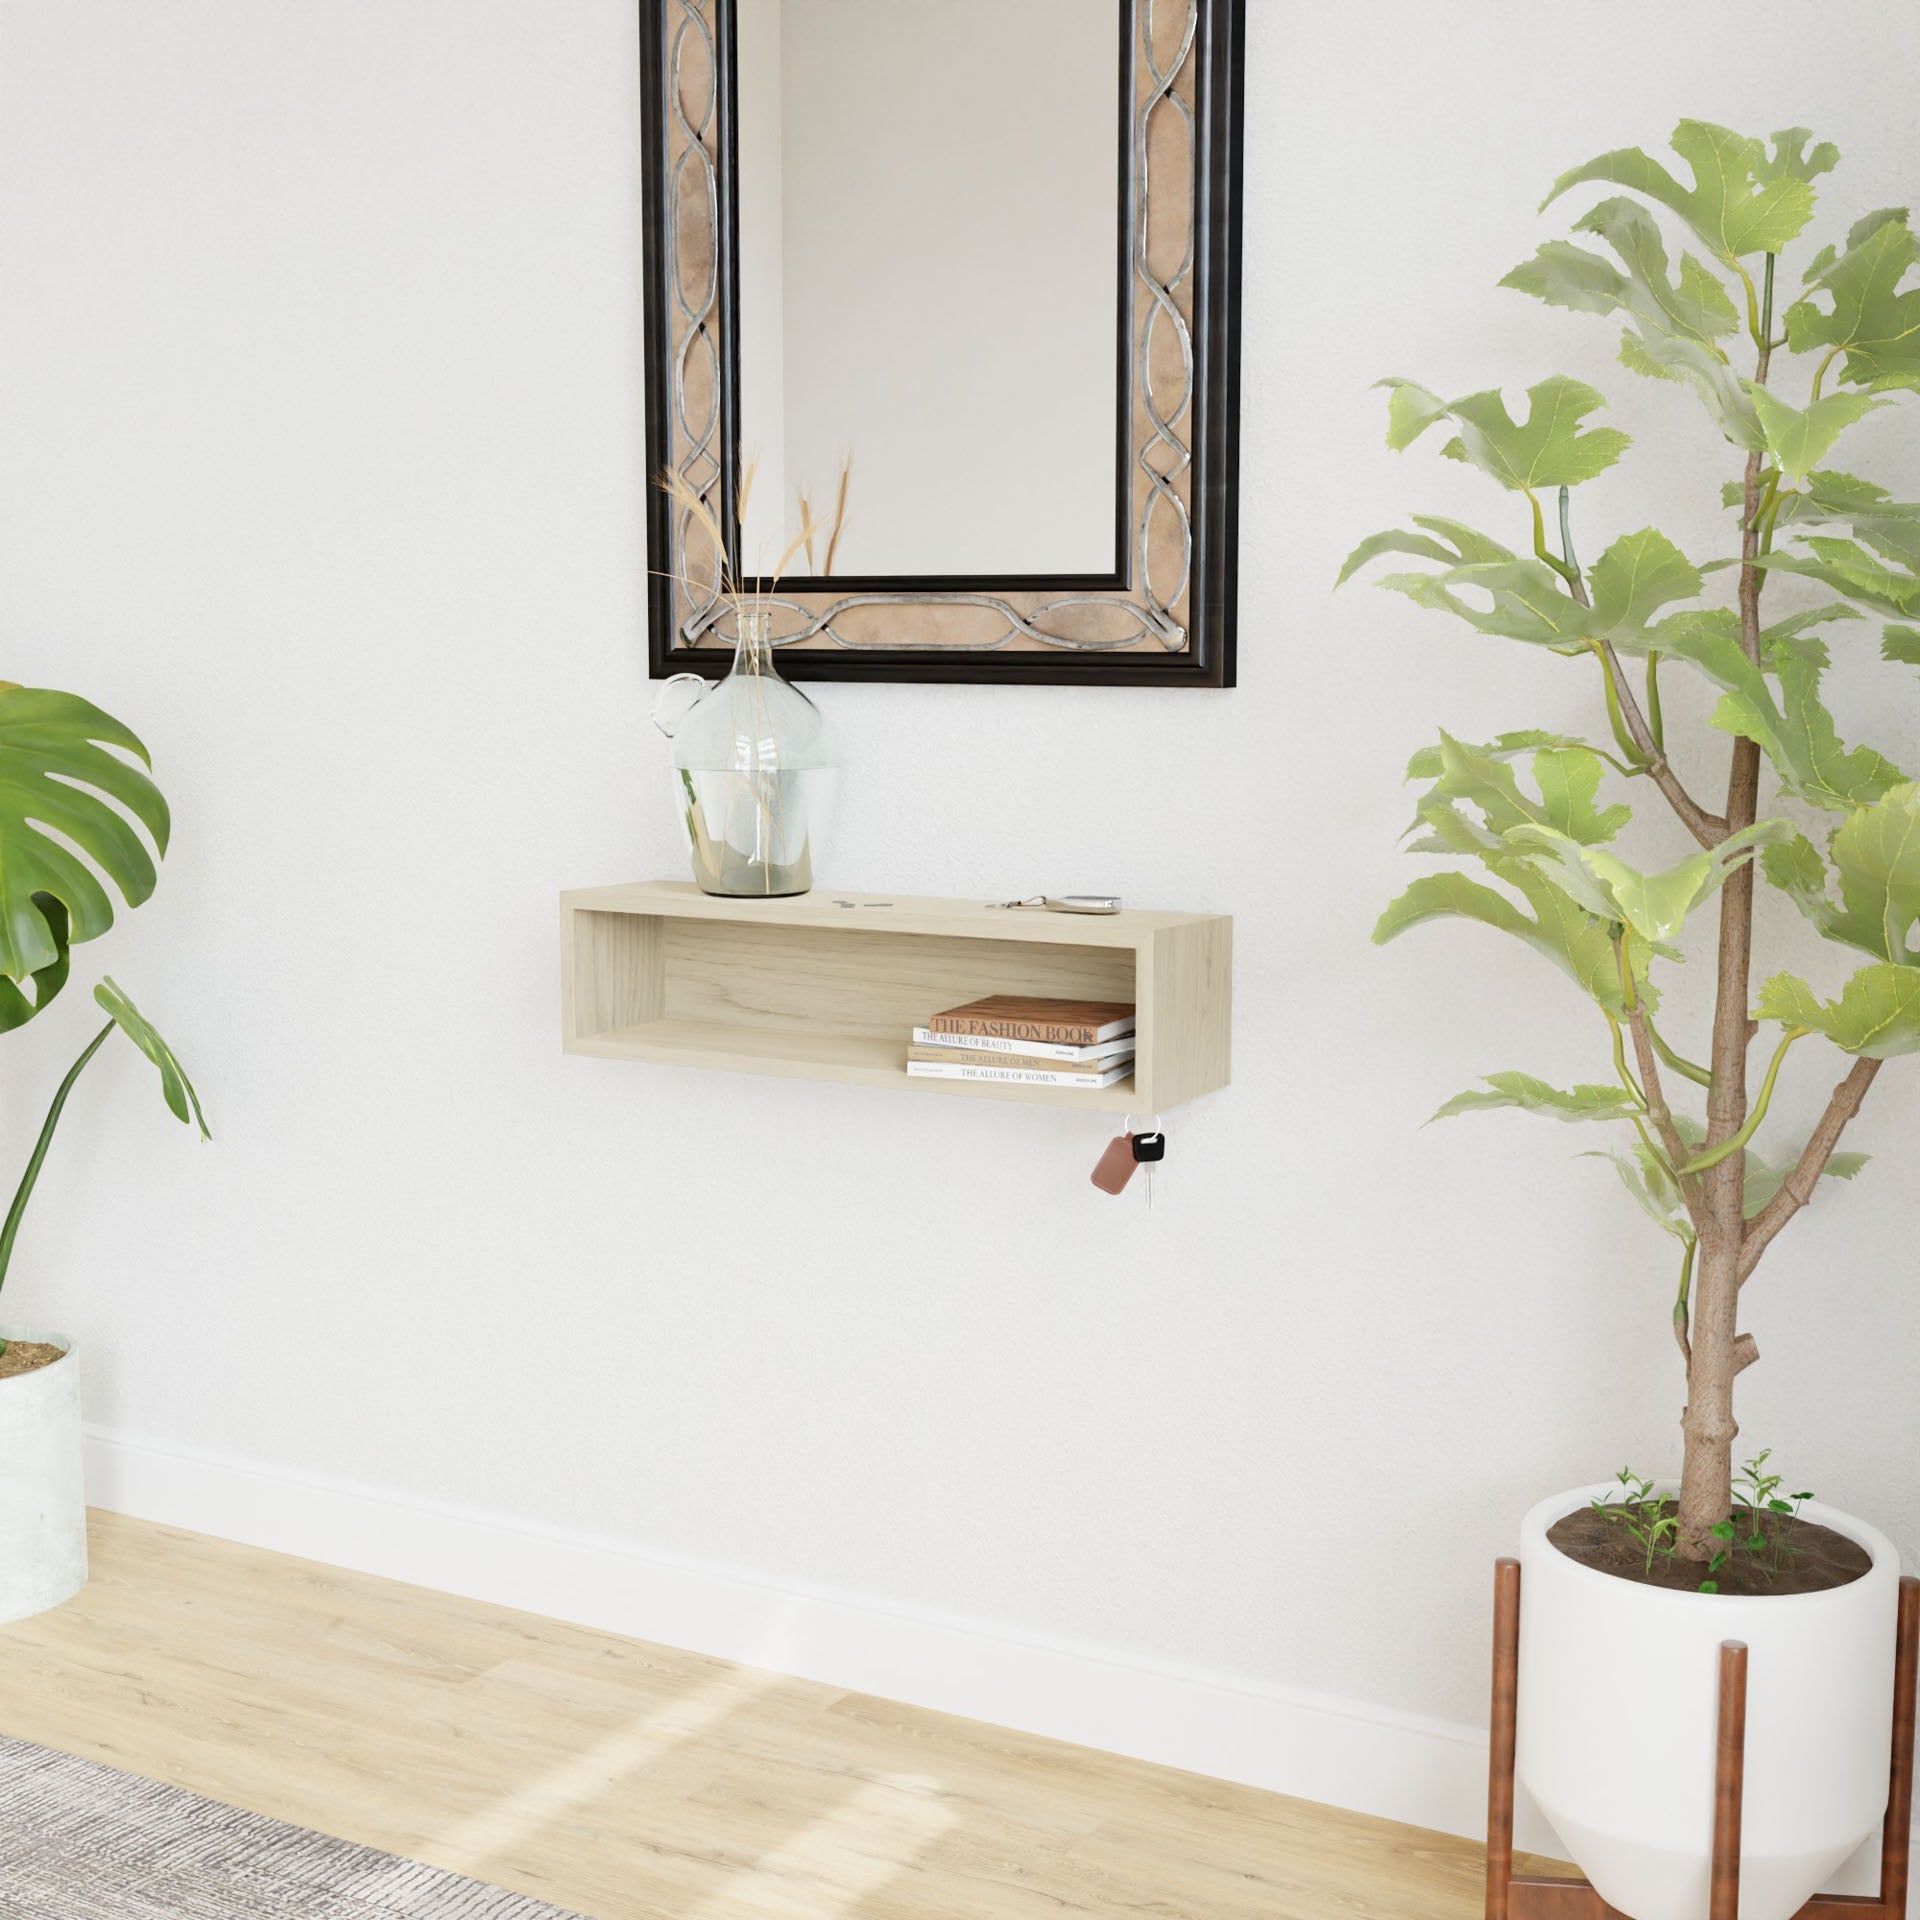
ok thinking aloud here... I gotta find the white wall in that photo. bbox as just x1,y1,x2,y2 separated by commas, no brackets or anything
2,0,1917,1846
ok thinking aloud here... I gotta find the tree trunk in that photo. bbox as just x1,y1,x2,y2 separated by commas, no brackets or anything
1676,403,1770,1562
1678,1228,1742,1560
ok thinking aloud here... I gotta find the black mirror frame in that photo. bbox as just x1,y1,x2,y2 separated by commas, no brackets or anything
639,0,1244,687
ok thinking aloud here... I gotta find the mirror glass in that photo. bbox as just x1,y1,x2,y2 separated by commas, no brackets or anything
734,0,1123,581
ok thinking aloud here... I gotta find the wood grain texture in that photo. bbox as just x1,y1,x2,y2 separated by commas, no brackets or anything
561,883,1230,1111
0,1512,1500,1920
562,908,663,1042
1140,916,1232,1112
1710,1641,1748,1920
1884,1578,1920,1913
1486,1558,1520,1920
562,883,1209,947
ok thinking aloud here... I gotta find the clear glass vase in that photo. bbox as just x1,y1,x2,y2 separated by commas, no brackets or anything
652,606,840,898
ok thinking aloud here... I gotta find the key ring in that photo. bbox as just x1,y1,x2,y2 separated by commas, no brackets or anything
991,894,1122,914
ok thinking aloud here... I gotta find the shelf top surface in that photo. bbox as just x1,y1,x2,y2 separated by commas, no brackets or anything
562,881,1227,946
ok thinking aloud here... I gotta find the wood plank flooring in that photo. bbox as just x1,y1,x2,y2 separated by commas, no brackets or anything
0,1511,1506,1919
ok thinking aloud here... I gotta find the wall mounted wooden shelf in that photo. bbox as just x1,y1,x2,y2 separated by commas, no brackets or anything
561,882,1231,1111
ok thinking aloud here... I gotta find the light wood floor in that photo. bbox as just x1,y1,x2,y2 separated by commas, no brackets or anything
0,1511,1505,1919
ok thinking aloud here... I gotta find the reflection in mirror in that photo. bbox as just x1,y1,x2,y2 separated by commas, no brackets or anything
734,0,1123,581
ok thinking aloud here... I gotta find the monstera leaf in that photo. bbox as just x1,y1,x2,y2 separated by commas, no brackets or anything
1786,209,1920,392
0,687,169,982
1545,120,1834,266
0,975,207,1308
0,896,71,1034
94,977,209,1136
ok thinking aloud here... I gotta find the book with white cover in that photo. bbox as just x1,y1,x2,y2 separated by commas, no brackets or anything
909,1026,1135,1065
906,1059,1133,1089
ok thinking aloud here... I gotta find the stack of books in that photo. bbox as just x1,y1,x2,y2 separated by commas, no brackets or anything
905,995,1136,1088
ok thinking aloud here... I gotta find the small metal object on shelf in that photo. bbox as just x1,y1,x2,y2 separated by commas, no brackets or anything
993,894,1122,915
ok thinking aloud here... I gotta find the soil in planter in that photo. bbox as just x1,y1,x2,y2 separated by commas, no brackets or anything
0,1341,64,1383
1550,1501,1872,1596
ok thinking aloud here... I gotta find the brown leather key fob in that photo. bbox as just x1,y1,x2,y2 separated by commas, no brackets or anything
1090,1131,1138,1194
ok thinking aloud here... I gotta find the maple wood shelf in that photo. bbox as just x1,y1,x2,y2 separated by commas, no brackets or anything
560,882,1232,1111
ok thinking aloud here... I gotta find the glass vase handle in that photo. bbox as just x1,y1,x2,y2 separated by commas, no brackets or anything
651,672,711,739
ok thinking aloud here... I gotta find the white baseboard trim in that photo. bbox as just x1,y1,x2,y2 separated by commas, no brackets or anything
82,1423,1516,1840
91,1421,1912,1885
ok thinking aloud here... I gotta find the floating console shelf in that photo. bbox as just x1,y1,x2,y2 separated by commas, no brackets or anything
561,882,1231,1111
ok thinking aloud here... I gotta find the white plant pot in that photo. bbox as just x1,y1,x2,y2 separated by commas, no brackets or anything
1517,1484,1900,1920
0,1327,88,1625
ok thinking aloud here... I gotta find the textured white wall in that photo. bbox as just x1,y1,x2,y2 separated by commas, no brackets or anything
1,0,1916,1778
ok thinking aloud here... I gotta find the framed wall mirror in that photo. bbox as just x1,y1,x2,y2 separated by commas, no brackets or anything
638,0,1245,686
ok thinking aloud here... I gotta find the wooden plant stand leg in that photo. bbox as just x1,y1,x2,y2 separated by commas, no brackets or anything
1710,1641,1748,1920
1485,1563,1920,1920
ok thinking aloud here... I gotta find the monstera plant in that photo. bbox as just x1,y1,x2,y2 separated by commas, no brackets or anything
1344,122,1920,1920
0,686,206,1353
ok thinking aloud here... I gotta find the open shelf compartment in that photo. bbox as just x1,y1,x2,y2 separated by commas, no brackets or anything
561,883,1230,1111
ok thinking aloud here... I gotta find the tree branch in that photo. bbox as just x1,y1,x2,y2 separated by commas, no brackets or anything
1616,940,1708,1235
1597,639,1729,849
1738,1055,1882,1284
1551,492,1726,849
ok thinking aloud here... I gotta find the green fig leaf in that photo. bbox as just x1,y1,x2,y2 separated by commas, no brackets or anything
1500,818,1789,946
1741,1144,1867,1220
1503,198,1760,447
1374,861,1653,1018
1756,963,1920,1057
1336,516,1516,589
1652,610,1907,811
1785,208,1920,392
1375,376,1629,492
1763,784,1920,963
1432,1073,1642,1124
1747,387,1890,485
1586,1143,1693,1241
1588,527,1705,633
1546,120,1834,265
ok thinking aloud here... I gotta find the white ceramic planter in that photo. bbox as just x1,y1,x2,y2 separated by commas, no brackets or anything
0,1326,88,1625
1517,1483,1899,1920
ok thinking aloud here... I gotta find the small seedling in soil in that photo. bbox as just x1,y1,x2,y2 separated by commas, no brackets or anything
1593,1453,1811,1592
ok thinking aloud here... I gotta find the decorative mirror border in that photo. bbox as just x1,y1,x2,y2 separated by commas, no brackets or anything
638,0,1244,686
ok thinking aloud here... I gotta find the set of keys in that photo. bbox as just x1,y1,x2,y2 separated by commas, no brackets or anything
1090,1118,1167,1205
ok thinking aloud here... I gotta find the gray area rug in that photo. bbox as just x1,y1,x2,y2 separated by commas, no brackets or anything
0,1736,593,1918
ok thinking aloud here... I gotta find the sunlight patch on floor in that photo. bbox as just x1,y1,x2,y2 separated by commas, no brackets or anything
430,1664,782,1864
683,1773,961,1920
